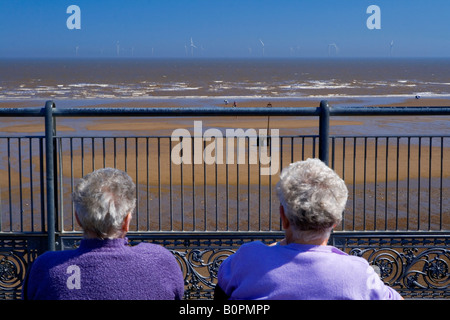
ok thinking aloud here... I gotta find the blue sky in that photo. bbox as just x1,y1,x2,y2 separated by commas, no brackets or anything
0,0,449,58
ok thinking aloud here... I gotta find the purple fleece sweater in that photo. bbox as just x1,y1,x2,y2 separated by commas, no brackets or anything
217,241,402,300
22,238,184,300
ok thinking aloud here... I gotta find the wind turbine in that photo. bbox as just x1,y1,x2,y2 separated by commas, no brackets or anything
75,46,79,57
328,43,339,57
190,38,197,56
259,39,265,57
390,40,394,57
116,41,120,57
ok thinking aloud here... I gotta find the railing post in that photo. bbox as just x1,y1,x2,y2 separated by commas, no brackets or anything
319,100,330,165
44,100,56,251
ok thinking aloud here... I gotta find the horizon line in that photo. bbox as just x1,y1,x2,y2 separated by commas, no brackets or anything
1,56,449,60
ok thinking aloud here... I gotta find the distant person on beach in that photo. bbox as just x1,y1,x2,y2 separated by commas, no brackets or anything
215,158,402,300
22,168,184,300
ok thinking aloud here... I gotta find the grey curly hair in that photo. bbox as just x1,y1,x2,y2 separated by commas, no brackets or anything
73,168,136,239
276,158,348,236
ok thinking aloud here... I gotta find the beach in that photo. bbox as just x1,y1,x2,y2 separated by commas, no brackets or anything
1,96,450,135
0,95,448,232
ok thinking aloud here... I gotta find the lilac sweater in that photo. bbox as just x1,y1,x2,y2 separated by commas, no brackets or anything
22,238,184,300
217,241,402,300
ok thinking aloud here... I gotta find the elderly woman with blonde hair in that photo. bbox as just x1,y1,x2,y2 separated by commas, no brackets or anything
216,158,402,300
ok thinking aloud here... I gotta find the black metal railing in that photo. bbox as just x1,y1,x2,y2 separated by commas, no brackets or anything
0,100,449,299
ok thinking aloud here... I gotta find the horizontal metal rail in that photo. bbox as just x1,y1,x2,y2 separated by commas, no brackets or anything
1,105,450,117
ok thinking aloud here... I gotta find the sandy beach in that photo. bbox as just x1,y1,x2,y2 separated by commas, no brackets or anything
1,96,449,135
1,96,449,186
0,97,448,231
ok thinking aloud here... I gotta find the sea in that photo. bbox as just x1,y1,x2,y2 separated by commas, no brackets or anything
1,57,450,106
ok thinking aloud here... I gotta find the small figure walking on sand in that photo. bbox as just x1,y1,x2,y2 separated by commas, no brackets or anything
233,101,237,108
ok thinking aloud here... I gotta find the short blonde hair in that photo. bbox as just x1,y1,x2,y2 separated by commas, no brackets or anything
276,158,348,233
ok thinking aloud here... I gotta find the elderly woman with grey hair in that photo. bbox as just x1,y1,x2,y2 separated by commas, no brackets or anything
276,158,348,246
216,158,402,300
23,168,184,300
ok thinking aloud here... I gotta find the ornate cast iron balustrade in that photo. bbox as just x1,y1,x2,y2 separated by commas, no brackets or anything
1,232,449,299
0,236,46,300
331,233,449,299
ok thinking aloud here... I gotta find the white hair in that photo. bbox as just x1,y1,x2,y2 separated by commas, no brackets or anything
73,168,136,239
276,158,348,241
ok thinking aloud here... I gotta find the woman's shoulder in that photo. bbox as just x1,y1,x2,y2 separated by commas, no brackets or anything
224,240,276,265
131,241,175,257
235,240,271,253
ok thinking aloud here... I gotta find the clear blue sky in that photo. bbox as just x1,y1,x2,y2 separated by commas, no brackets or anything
0,0,449,58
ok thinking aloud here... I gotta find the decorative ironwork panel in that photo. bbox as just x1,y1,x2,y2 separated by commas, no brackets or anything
0,236,46,300
20,233,450,300
330,233,449,299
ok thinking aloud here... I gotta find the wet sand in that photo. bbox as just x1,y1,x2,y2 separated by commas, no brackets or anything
1,96,449,135
1,96,449,186
0,97,448,231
